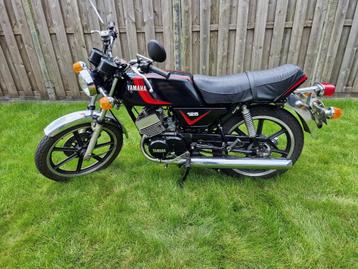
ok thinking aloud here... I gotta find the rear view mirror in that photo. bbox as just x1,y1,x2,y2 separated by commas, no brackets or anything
147,40,166,63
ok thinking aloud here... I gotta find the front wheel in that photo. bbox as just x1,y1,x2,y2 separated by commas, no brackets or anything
35,122,123,181
221,106,304,179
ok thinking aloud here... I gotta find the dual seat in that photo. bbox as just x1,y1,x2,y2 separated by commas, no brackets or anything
193,64,306,104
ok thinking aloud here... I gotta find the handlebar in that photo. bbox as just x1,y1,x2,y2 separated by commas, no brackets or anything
91,22,118,57
148,64,170,79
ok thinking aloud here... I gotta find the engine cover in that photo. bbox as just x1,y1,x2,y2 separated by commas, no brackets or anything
148,139,168,159
145,135,187,160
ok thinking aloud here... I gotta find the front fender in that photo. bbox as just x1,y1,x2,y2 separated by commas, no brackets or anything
44,110,128,138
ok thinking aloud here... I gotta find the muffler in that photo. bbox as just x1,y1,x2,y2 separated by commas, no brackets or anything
189,157,292,169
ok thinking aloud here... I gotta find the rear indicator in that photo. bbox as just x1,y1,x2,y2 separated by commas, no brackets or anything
326,107,343,120
330,107,343,119
321,82,336,96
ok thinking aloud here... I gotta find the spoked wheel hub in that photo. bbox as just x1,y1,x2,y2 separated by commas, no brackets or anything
35,123,123,181
247,142,272,158
220,106,304,178
62,131,92,157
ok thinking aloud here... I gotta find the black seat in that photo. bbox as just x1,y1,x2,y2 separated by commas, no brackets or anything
193,64,306,104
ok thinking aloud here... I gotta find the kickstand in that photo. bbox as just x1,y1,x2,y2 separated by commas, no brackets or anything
178,158,191,188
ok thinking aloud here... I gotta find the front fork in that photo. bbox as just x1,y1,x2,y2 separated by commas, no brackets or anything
83,77,118,160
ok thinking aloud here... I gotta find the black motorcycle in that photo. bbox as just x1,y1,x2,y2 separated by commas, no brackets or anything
35,15,342,185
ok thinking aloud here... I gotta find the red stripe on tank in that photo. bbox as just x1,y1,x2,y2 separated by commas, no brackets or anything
132,76,170,105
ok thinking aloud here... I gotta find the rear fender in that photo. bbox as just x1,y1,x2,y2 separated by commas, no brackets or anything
286,94,315,134
44,110,128,138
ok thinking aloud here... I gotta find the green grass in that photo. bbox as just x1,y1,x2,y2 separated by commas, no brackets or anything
0,100,357,268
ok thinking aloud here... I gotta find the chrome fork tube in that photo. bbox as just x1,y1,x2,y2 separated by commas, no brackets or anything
83,78,118,160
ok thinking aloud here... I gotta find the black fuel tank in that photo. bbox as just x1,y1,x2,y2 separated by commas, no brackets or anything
147,71,204,107
121,71,204,107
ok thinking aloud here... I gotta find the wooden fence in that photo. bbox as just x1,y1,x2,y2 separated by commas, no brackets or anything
0,0,357,100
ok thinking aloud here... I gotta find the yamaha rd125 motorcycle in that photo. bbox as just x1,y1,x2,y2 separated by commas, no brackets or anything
35,8,342,185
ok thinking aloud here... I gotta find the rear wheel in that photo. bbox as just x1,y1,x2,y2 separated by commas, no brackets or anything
35,123,123,181
221,106,304,179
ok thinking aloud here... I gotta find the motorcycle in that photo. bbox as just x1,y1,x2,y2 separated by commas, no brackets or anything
35,5,342,185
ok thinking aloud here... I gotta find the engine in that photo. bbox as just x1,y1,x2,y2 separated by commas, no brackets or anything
136,107,187,160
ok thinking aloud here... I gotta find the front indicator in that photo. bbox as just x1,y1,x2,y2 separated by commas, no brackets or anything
73,61,87,74
325,107,343,120
99,97,114,110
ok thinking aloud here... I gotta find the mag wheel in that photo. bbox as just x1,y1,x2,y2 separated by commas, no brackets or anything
221,106,304,179
35,123,123,181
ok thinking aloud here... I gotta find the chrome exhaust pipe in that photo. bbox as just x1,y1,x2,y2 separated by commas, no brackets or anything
189,157,292,169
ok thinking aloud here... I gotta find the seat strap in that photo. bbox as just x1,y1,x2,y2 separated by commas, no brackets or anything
245,71,257,101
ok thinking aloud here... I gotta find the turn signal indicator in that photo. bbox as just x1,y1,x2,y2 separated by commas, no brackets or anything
73,61,86,74
99,97,114,110
330,107,343,120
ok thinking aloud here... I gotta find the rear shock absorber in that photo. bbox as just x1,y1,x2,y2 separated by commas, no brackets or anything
241,105,256,138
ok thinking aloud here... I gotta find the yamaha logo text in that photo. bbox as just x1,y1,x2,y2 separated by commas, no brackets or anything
127,85,147,93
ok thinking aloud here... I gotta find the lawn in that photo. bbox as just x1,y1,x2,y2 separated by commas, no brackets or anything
0,99,357,268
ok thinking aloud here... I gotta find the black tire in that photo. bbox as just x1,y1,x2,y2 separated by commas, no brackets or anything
35,123,123,181
220,106,304,179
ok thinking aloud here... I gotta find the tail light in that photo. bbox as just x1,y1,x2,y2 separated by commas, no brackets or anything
321,82,336,96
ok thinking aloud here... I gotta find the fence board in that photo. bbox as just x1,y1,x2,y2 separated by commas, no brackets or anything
181,0,192,72
304,0,327,83
233,0,249,73
200,0,211,74
123,0,138,58
313,0,339,81
251,0,268,70
336,6,358,92
287,0,306,65
269,0,288,68
30,0,66,98
0,43,17,97
161,0,174,70
216,0,230,75
12,0,47,97
142,0,156,44
0,0,357,99
0,0,32,96
49,0,80,97
322,0,350,81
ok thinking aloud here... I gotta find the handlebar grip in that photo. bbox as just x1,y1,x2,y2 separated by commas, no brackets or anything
148,65,170,79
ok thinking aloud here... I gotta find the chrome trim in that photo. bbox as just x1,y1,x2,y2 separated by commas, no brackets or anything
83,78,119,159
286,92,330,133
287,94,314,124
136,54,153,63
78,69,96,97
130,65,154,93
44,110,128,138
190,158,292,169
140,136,291,169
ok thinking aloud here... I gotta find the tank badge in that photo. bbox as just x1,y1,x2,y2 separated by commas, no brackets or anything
128,85,147,93
187,112,199,117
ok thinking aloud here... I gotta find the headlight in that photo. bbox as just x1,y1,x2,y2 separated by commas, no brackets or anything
78,70,97,96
